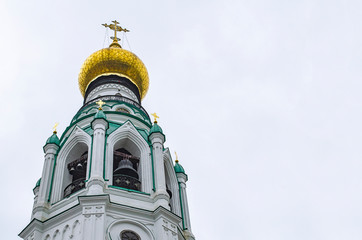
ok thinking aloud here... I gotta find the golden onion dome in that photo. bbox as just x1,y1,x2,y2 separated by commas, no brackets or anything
78,45,149,99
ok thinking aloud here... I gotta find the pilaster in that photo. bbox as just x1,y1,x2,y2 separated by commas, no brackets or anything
177,173,194,239
149,132,169,209
79,195,109,240
33,143,59,219
88,118,108,194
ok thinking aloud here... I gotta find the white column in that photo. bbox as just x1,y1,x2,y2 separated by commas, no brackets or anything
177,174,195,240
33,143,59,219
88,119,108,194
149,132,169,209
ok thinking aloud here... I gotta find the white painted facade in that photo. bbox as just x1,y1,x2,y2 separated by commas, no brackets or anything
20,81,195,240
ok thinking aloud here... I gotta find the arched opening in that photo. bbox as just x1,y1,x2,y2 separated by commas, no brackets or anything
63,146,88,198
113,148,141,191
121,230,140,240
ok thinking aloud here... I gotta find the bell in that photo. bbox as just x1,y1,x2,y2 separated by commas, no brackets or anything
69,167,75,175
76,163,83,171
114,158,139,179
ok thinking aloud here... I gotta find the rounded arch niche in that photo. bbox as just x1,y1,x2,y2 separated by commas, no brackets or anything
107,219,154,240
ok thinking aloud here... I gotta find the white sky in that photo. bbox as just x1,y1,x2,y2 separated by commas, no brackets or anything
1,0,362,239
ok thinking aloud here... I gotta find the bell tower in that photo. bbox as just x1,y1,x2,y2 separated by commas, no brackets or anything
19,22,195,240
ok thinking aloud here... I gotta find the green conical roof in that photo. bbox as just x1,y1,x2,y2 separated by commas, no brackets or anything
46,132,60,145
174,161,186,174
94,109,107,120
149,122,163,134
35,178,41,188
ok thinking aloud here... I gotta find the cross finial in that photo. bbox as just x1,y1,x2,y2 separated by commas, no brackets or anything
151,113,159,123
175,151,179,163
53,122,59,134
102,20,129,48
96,100,106,110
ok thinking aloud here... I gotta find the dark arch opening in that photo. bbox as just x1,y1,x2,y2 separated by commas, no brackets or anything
121,230,140,240
113,148,141,191
64,151,88,198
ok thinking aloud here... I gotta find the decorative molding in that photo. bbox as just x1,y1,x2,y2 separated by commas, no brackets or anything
87,84,138,103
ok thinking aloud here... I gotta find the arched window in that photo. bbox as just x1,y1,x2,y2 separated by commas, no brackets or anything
121,230,140,240
64,151,88,197
116,107,130,114
113,148,141,191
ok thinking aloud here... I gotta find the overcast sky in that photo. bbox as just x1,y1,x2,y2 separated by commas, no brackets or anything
1,0,362,239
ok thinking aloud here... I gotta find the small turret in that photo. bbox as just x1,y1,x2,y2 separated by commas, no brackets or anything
45,132,60,146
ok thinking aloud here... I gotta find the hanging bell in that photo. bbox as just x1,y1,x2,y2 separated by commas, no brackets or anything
76,163,83,171
114,158,139,179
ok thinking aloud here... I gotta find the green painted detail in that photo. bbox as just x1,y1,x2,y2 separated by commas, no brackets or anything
33,178,41,191
174,162,186,174
47,153,58,202
178,182,186,230
148,122,166,142
46,133,60,146
137,129,149,142
107,122,121,135
35,178,41,188
60,101,152,146
149,122,163,134
104,110,151,128
87,135,94,180
71,100,151,126
83,126,93,135
61,111,151,144
94,109,107,120
149,144,156,192
109,185,151,195
58,124,92,153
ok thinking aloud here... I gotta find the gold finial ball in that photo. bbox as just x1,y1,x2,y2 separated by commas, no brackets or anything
78,47,149,99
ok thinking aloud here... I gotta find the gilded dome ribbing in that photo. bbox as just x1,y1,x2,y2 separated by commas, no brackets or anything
78,46,149,99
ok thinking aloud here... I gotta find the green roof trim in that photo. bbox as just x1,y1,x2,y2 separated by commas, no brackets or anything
149,122,163,134
33,178,41,192
109,185,151,195
174,161,186,174
138,129,149,142
46,133,60,146
94,109,107,120
107,122,121,135
71,100,151,125
35,178,41,188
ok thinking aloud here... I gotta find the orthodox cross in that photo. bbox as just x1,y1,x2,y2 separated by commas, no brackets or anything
151,113,159,123
102,20,129,47
53,122,59,134
175,151,179,163
96,100,106,110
